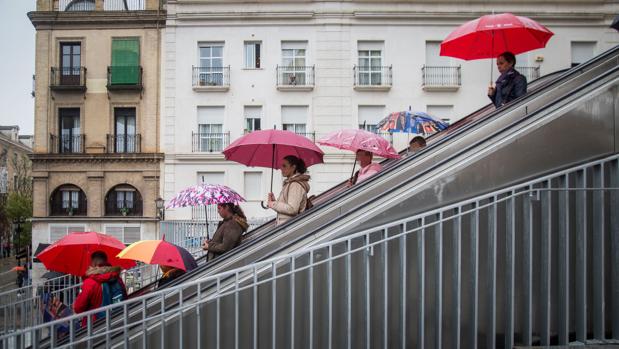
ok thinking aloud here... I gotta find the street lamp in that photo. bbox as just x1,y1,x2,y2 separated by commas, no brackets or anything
155,197,165,221
12,217,25,266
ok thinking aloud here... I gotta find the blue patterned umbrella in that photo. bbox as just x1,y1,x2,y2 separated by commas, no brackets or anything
376,111,449,135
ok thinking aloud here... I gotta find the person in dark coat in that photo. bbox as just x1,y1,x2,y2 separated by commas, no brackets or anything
202,203,249,260
487,51,527,108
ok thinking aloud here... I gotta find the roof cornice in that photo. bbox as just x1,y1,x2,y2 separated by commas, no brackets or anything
28,10,166,30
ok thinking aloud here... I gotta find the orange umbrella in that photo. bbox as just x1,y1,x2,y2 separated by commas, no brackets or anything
117,239,197,272
11,266,25,272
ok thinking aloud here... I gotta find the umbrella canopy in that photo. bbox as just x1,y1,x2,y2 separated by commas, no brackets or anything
611,14,619,31
37,232,136,277
223,129,324,169
440,13,554,60
117,239,198,272
166,184,245,209
318,129,400,159
377,111,448,135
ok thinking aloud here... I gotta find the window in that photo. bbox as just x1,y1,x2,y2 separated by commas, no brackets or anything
244,106,262,133
357,41,384,85
198,43,224,85
426,105,454,124
281,41,307,85
59,42,81,85
244,41,261,69
105,225,141,244
105,185,143,216
244,172,262,200
197,106,225,152
64,0,94,11
0,167,7,194
198,172,225,185
358,105,385,133
110,38,140,85
114,108,137,153
50,225,86,242
571,41,596,67
425,41,451,66
50,185,87,216
59,108,81,153
281,106,308,135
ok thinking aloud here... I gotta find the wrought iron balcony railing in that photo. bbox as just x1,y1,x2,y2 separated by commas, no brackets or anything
107,134,141,153
50,67,87,91
422,65,461,89
191,132,230,152
276,65,315,89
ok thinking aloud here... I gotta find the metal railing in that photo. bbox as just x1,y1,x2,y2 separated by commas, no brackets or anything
191,132,230,152
374,130,394,145
276,65,315,87
8,153,618,348
49,134,85,154
517,66,541,82
353,65,392,87
103,0,145,11
58,0,145,11
49,195,88,216
192,66,230,88
50,67,87,90
106,66,143,90
106,134,141,153
161,218,272,245
422,65,461,87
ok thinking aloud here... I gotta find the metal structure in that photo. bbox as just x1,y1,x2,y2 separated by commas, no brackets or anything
2,154,619,348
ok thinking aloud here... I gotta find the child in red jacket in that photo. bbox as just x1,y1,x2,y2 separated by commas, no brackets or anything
73,251,128,327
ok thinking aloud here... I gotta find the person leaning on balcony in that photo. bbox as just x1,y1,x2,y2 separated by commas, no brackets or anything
348,150,382,186
202,203,249,260
487,51,527,108
267,155,311,226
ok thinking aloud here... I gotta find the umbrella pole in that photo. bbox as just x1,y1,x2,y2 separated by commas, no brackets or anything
350,160,357,183
204,205,208,240
261,144,276,210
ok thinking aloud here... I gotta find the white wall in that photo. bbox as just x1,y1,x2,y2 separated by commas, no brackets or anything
162,1,619,221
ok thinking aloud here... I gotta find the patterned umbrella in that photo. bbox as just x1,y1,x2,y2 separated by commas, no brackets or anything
166,184,245,230
377,111,448,136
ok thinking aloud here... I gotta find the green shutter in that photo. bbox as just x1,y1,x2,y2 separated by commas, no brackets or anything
111,38,140,85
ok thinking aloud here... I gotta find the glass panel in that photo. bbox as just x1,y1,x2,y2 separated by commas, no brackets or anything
125,191,134,208
294,58,305,66
62,191,69,208
211,46,223,57
116,191,124,208
282,49,293,57
370,57,381,68
244,43,255,68
371,73,382,85
71,191,79,208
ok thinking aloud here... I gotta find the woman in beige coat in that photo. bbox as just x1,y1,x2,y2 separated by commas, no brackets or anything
267,155,311,225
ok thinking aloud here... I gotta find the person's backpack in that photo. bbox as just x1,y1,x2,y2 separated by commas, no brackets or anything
101,279,125,306
305,195,315,210
95,279,125,320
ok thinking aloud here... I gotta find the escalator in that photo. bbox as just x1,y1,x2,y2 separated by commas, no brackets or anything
37,45,619,348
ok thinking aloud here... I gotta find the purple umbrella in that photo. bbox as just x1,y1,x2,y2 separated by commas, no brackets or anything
166,184,245,232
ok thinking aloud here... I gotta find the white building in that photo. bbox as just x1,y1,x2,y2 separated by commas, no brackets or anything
162,0,619,222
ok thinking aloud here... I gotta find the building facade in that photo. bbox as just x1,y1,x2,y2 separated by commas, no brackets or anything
161,0,618,222
0,126,32,199
28,0,165,279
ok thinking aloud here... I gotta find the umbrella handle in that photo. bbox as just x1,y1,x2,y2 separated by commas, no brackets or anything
261,201,269,210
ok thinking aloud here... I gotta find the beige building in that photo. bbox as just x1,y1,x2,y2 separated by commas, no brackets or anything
0,126,32,198
28,0,165,279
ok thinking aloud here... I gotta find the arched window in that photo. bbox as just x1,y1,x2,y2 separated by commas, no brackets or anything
50,184,87,216
64,0,95,11
105,184,143,216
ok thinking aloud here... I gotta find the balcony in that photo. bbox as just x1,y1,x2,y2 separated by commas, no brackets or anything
192,66,230,92
353,65,392,91
50,189,87,216
107,66,143,91
107,134,141,153
276,65,315,91
191,132,230,153
58,0,145,11
49,134,85,154
291,131,316,142
50,67,87,92
105,193,143,216
422,65,461,92
516,66,541,82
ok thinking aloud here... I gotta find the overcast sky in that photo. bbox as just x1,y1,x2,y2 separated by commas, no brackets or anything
0,0,35,135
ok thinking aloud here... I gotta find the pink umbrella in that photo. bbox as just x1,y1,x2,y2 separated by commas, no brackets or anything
318,129,400,180
223,129,324,207
166,184,245,228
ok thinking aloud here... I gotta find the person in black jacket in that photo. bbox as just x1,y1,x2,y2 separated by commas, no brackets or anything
487,51,527,108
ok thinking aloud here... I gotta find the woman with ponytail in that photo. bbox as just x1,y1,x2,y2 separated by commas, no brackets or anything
202,203,249,260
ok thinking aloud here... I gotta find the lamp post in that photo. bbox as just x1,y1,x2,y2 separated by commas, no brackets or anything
155,197,165,221
12,217,25,266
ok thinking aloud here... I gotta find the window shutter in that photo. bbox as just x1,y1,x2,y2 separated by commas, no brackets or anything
50,226,67,242
124,227,141,244
111,38,140,84
106,226,124,243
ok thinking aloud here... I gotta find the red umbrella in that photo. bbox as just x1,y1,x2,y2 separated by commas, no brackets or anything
223,129,324,207
37,232,136,277
440,13,553,80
